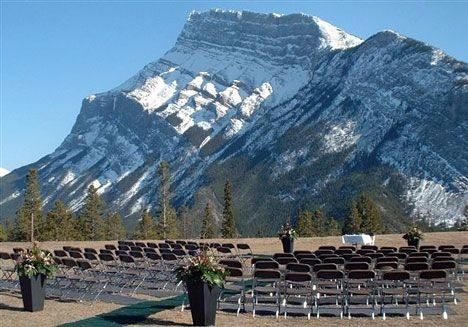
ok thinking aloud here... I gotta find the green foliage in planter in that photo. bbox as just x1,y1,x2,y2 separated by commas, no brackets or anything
15,243,58,278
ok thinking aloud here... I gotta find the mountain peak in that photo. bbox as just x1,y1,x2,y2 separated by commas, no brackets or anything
0,167,9,177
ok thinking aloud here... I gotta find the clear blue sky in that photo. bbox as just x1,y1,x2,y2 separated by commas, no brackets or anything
1,1,467,171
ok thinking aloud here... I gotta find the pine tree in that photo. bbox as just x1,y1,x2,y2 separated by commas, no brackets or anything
296,210,314,237
179,205,190,239
326,218,341,236
357,193,382,234
14,168,43,241
155,161,180,239
458,205,468,231
103,212,126,240
0,224,6,242
43,200,76,241
221,180,236,238
78,185,105,241
201,203,215,239
342,201,362,234
312,209,326,236
5,219,15,241
136,209,159,240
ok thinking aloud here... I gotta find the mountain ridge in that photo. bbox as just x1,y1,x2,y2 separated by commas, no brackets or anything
1,9,466,233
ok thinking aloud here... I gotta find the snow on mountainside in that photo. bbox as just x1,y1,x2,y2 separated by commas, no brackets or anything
0,168,9,177
0,9,466,233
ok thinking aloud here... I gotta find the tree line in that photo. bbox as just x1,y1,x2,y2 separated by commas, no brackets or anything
0,163,238,242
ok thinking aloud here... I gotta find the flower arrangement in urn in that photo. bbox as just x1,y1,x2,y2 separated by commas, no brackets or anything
402,225,424,248
278,222,297,253
15,243,58,312
175,249,228,326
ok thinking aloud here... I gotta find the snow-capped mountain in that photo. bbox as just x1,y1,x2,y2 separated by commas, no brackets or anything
1,10,466,233
0,168,9,177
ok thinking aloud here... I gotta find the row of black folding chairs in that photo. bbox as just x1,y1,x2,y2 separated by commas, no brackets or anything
250,268,455,320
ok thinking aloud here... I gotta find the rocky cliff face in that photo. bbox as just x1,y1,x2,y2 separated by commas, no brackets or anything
1,10,466,233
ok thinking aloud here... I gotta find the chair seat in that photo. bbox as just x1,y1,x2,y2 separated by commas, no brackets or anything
285,288,311,296
317,288,344,295
347,287,373,296
380,288,405,296
224,284,244,292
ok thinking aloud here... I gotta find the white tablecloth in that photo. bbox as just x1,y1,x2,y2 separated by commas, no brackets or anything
342,234,375,245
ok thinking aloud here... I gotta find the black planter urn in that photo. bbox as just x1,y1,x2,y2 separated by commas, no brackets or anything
281,237,294,253
407,238,420,248
19,274,46,312
186,280,220,326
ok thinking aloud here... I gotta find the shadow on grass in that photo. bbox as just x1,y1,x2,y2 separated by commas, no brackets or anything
60,294,185,326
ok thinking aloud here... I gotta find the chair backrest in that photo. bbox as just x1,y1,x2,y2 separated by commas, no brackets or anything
323,257,345,265
431,261,456,270
347,269,375,280
135,242,147,248
158,243,170,249
316,270,344,280
375,262,398,270
398,247,417,254
146,252,162,261
119,254,135,264
129,251,144,259
368,253,384,260
419,269,446,280
356,249,375,255
431,252,453,258
393,253,408,260
236,243,252,251
432,256,456,262
70,247,83,253
54,250,68,257
444,248,460,254
171,243,183,250
69,251,84,259
299,258,322,268
344,262,370,271
84,252,99,261
226,267,243,278
293,250,312,256
0,252,11,260
12,248,25,254
219,259,242,269
361,245,378,251
377,249,396,255
404,262,430,271
222,243,236,249
409,252,429,258
105,244,117,250
318,246,336,251
100,249,113,254
376,256,399,263
438,245,455,251
405,256,428,264
335,249,353,255
381,247,398,252
254,269,281,280
77,260,93,270
254,260,279,270
159,248,172,254
296,254,317,261
144,247,157,253
216,247,232,254
63,246,72,252
273,253,295,259
339,246,356,251
53,257,62,265
61,257,77,268
176,240,187,245
284,272,312,283
115,250,128,256
276,257,298,265
84,248,98,254
286,263,310,273
313,263,338,273
419,245,436,251
146,242,159,249
314,249,334,256
349,256,372,264
130,246,143,252
185,244,198,251
99,253,116,262
162,253,178,262
118,245,130,251
172,249,188,257
382,271,410,281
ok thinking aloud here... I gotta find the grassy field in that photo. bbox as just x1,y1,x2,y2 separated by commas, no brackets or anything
0,231,467,326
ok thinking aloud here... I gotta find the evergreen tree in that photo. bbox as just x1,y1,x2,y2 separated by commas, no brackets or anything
103,212,126,240
136,209,159,240
179,205,190,239
458,205,468,231
14,168,43,241
221,180,236,238
5,219,15,241
357,193,382,234
342,201,362,234
0,224,6,242
296,210,314,237
312,209,326,236
201,203,215,239
155,161,180,239
78,185,105,241
326,218,341,236
43,200,76,241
